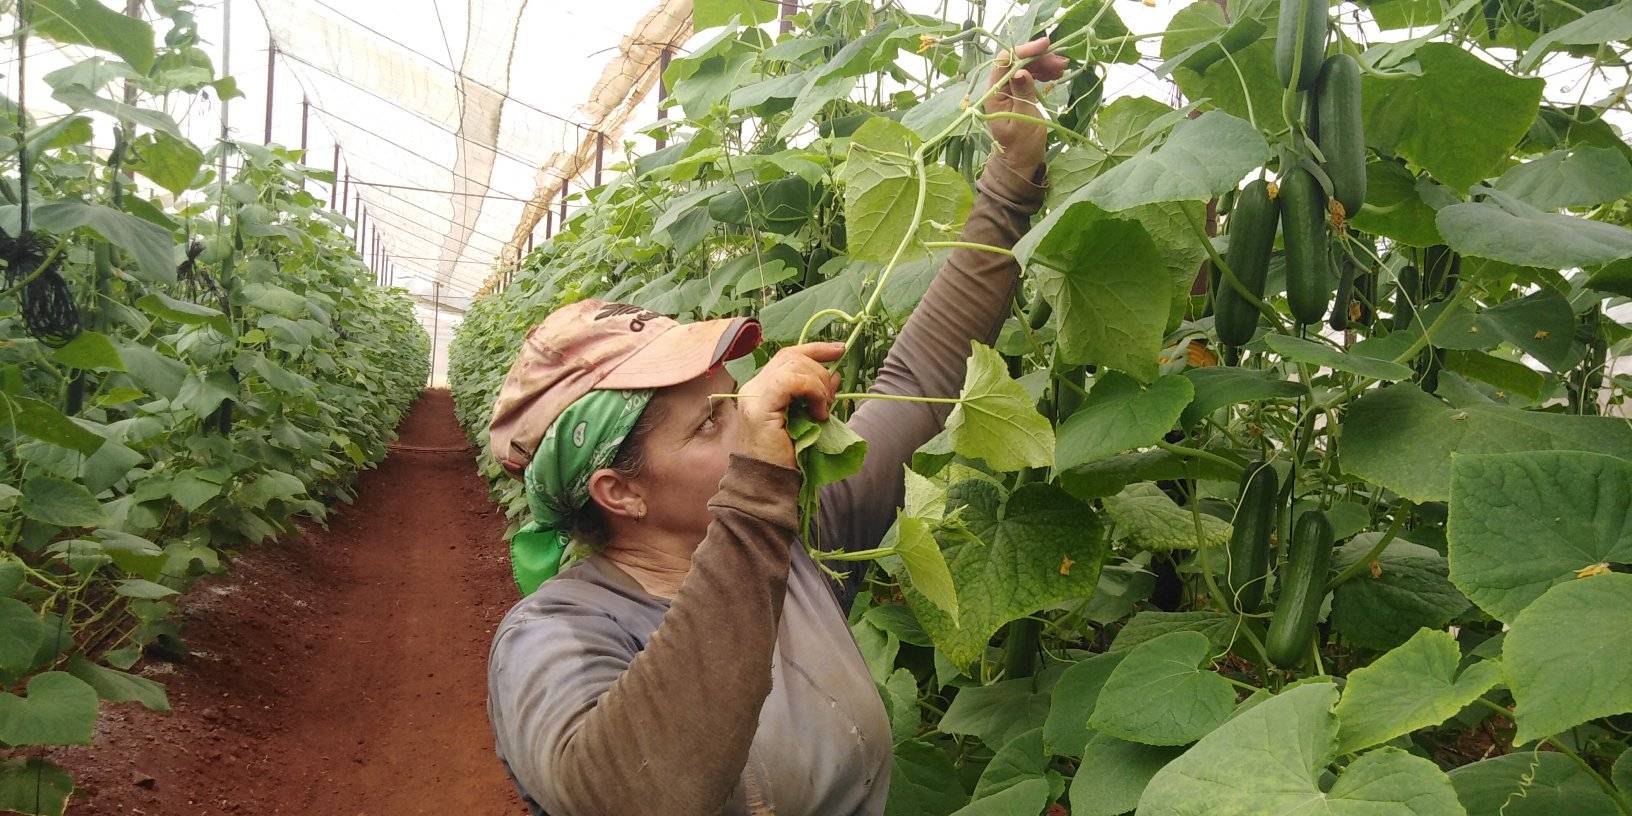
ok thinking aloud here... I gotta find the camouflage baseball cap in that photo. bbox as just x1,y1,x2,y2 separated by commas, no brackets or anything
488,299,762,479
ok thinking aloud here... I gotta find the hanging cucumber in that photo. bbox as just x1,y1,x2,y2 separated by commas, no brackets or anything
1265,509,1334,668
1354,266,1376,327
943,135,965,170
1422,244,1459,298
1226,461,1279,613
1214,179,1279,347
1281,168,1332,325
1276,0,1328,91
1391,264,1419,330
1060,63,1104,135
1329,250,1356,332
1312,54,1366,220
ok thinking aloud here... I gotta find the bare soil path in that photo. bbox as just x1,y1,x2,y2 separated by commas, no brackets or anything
52,389,526,815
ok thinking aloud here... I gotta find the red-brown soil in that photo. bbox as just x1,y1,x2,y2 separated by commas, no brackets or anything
49,389,527,815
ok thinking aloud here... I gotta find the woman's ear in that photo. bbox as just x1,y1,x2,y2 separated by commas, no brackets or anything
587,467,647,522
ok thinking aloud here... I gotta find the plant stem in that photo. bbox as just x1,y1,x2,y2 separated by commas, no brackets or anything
1326,511,1405,591
923,240,1015,257
836,391,963,405
1156,438,1244,476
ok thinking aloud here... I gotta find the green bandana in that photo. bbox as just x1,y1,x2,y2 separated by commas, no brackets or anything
511,388,653,595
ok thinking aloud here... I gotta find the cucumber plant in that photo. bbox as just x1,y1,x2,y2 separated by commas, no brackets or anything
0,3,428,809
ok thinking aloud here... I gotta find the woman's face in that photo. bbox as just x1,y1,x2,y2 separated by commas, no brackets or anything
625,366,741,545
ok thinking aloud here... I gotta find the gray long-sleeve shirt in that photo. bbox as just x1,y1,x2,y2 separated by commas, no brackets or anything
486,151,1046,816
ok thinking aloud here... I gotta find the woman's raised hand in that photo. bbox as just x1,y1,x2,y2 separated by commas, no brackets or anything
985,36,1068,178
732,342,845,467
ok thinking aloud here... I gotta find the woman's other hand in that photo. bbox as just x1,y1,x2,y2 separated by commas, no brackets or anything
732,342,845,467
985,36,1068,179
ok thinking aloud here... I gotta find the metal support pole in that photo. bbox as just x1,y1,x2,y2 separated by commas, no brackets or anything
780,0,796,32
594,132,604,187
332,146,340,210
357,203,366,253
545,209,553,239
559,181,568,224
429,282,441,387
526,232,534,254
341,171,351,222
299,98,310,152
219,0,232,185
263,38,276,145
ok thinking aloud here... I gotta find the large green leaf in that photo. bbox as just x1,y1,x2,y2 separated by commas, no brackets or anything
0,672,99,747
1159,2,1285,133
836,117,971,263
1450,752,1624,816
21,475,106,527
901,482,1105,668
0,757,74,816
32,200,176,284
1342,384,1632,503
939,677,1054,750
0,599,49,673
49,331,125,372
1135,683,1466,816
1043,652,1125,756
1016,203,1170,381
1363,43,1544,191
64,656,169,712
692,0,778,28
128,131,206,196
1350,159,1446,247
137,292,230,333
1110,610,1235,654
896,516,958,619
1055,372,1193,471
1,396,105,455
1493,146,1632,210
31,0,156,72
948,779,1050,816
945,343,1054,472
1477,288,1575,372
1089,631,1235,746
1503,573,1632,745
972,727,1047,799
1070,732,1183,816
1078,111,1271,211
1333,629,1501,754
1103,483,1231,552
1262,334,1413,381
1180,366,1302,429
1517,2,1632,71
1436,198,1632,270
886,740,967,816
1330,535,1469,650
1447,451,1632,622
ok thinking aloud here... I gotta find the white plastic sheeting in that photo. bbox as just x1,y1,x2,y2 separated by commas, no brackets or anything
258,0,680,297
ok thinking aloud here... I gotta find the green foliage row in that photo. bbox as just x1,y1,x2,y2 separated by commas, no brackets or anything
0,2,428,810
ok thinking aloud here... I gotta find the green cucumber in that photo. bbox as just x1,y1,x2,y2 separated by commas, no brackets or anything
1061,64,1105,135
1276,0,1328,91
1391,264,1419,331
1214,179,1279,347
1313,54,1366,219
1329,251,1356,331
1265,509,1334,668
1226,461,1279,613
1281,168,1332,325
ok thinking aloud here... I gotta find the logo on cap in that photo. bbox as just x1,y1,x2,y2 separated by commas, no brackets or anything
595,303,662,332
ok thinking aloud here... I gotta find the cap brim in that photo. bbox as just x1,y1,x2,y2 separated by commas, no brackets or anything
597,316,762,390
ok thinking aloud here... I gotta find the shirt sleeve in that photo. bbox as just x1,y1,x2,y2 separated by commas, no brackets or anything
816,152,1047,562
488,454,803,816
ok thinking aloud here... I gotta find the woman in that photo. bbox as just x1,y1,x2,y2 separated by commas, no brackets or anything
485,37,1067,816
